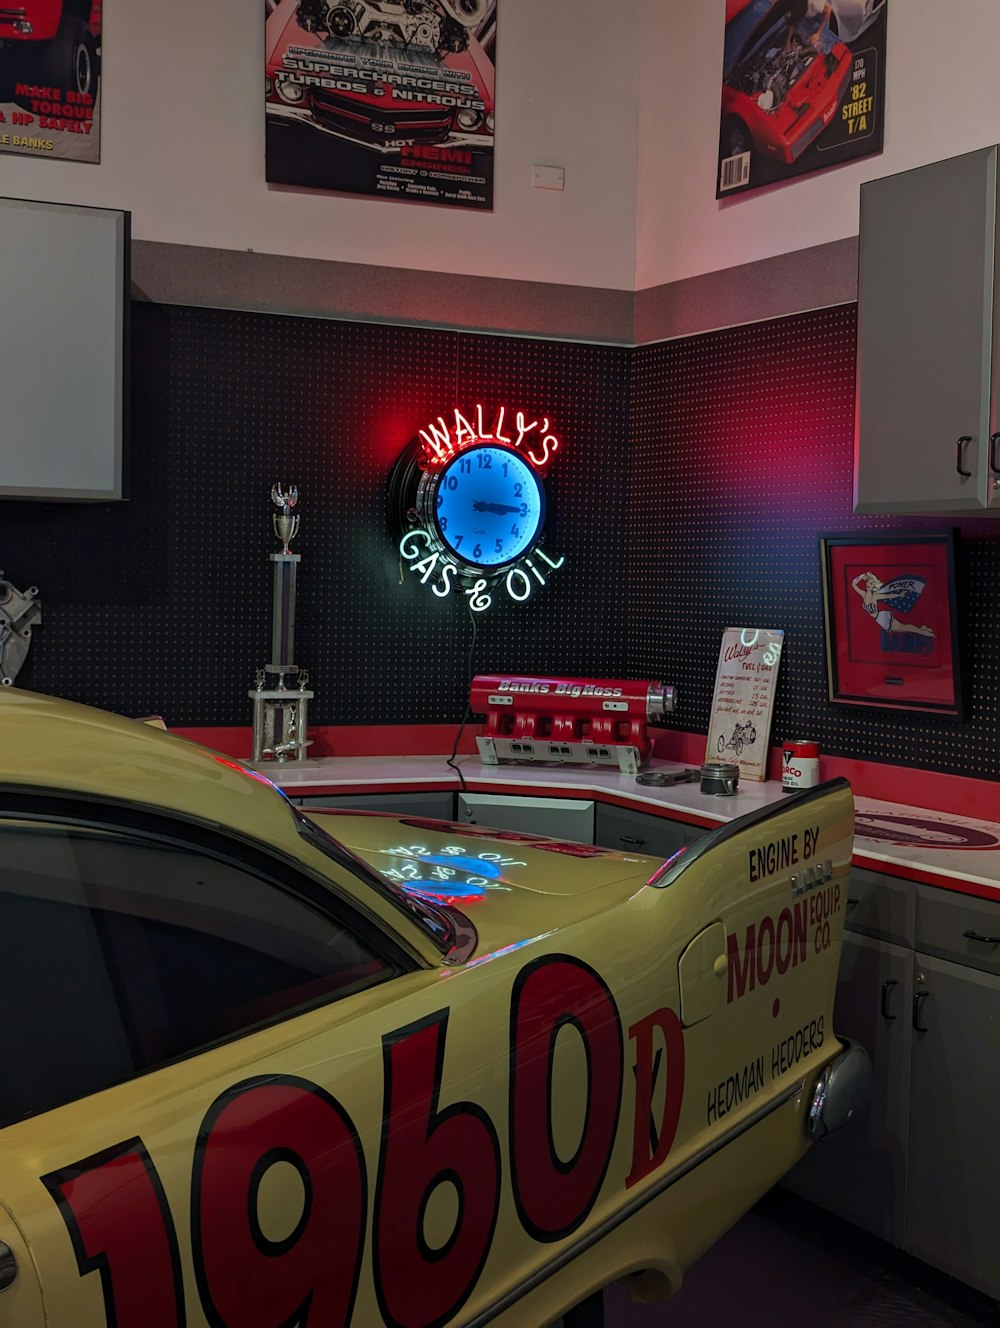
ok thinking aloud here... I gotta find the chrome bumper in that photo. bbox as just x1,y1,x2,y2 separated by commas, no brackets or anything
806,1039,872,1140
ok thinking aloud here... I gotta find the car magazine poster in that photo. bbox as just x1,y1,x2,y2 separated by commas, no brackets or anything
706,628,784,781
265,0,496,208
718,0,886,198
0,1,102,163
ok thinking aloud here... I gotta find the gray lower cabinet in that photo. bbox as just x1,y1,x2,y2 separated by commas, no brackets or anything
906,892,1000,1300
843,866,916,949
907,954,1000,1298
593,804,686,858
457,794,708,856
783,932,913,1246
297,790,704,855
786,869,1000,1300
296,791,455,819
457,793,595,843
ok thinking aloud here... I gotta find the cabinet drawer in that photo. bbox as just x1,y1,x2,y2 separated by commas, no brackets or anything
458,794,594,844
844,868,915,947
915,885,1000,977
297,791,455,820
594,805,684,859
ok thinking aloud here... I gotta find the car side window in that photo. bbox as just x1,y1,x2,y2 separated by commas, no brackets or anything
0,818,402,1128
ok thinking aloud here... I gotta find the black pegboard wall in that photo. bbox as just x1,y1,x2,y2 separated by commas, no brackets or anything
0,304,630,727
2,299,999,781
629,304,1000,781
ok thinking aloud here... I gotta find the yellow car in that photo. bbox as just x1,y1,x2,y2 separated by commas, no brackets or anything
0,690,869,1327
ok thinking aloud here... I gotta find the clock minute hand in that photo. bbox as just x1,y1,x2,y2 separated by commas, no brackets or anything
472,501,521,515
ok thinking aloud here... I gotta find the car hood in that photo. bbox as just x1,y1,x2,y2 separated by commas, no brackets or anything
306,810,662,896
303,809,666,955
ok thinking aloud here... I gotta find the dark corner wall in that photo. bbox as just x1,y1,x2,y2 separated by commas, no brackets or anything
3,297,1000,781
629,305,1000,781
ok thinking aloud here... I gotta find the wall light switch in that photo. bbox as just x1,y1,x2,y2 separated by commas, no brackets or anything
532,164,565,191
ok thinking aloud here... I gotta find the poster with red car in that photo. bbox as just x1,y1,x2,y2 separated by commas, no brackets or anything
718,0,886,198
0,0,101,163
265,0,496,208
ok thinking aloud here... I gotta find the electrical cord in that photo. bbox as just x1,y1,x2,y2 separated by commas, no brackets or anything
446,598,479,792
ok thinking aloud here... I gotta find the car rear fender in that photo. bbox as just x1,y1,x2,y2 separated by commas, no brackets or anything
646,778,856,1154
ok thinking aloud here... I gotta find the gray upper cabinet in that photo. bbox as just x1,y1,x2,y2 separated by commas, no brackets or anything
855,146,1000,514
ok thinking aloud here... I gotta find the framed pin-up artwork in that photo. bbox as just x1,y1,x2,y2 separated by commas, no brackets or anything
819,531,963,719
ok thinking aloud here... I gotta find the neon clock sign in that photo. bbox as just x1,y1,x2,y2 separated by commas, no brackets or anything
389,404,566,612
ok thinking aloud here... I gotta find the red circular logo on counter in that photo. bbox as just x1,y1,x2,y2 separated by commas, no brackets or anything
854,813,1000,851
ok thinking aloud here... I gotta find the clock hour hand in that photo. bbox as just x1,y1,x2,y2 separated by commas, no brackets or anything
472,501,521,515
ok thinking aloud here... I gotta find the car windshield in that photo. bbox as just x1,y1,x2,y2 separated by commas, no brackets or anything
294,809,464,958
724,0,783,77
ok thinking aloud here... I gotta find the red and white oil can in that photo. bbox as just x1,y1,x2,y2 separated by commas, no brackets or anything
781,740,821,792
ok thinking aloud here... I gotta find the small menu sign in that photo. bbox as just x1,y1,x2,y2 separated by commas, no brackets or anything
706,628,784,782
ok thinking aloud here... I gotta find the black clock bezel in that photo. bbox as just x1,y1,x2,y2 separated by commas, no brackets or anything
418,441,548,576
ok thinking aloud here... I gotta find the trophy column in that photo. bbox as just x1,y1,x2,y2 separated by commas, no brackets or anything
249,485,314,762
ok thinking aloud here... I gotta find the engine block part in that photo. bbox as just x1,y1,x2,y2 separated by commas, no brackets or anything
0,574,42,686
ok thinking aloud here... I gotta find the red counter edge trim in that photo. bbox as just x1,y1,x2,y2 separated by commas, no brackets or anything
173,724,999,822
851,854,1000,904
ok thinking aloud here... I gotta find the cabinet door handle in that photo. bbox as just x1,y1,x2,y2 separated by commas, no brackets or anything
912,991,930,1032
880,979,897,1020
846,896,861,912
956,435,974,478
619,835,645,846
963,928,1000,945
990,432,1000,476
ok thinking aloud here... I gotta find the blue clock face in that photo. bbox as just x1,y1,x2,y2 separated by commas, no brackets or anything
431,445,545,569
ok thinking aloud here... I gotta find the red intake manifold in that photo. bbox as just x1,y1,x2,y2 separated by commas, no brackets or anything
470,674,676,764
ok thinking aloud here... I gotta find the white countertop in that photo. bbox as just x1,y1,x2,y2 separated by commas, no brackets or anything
259,755,1000,897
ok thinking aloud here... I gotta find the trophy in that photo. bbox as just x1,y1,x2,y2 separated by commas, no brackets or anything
273,484,300,553
249,485,315,762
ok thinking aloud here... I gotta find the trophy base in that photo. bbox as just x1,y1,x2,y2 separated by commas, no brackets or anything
249,687,314,763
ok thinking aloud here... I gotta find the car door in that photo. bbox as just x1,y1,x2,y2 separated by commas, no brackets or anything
0,804,465,1327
